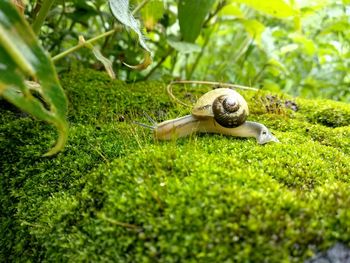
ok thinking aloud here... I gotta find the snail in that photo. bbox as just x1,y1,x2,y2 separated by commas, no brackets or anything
136,88,279,144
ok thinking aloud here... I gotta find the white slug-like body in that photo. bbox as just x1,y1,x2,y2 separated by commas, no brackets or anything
136,88,279,144
154,115,278,144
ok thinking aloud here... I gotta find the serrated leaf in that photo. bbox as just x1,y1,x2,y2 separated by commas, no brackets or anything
178,0,216,43
109,0,151,55
0,0,68,156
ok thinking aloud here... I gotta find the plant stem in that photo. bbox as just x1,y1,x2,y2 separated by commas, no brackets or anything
143,48,174,80
51,28,119,62
32,0,56,35
252,63,269,86
187,25,215,79
51,0,149,62
185,1,226,79
166,80,259,107
132,0,151,15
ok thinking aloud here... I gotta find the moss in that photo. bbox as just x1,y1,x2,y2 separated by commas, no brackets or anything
1,68,350,262
312,108,350,128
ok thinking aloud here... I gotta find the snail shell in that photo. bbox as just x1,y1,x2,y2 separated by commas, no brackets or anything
192,88,249,128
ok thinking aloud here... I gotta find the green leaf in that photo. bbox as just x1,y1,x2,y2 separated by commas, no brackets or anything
0,0,68,156
239,19,265,45
109,0,151,54
267,58,287,74
280,43,299,54
79,36,115,79
178,0,216,43
140,0,164,30
219,3,245,18
123,51,152,70
167,38,202,54
321,20,350,35
233,0,296,18
289,33,316,56
262,79,281,92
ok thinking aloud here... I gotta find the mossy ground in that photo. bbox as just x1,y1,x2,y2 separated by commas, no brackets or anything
1,69,350,262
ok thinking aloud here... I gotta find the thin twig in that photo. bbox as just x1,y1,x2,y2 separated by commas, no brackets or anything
51,0,149,62
51,28,119,62
202,0,227,27
98,213,142,230
166,80,259,107
143,48,174,80
32,0,56,35
251,63,269,86
187,25,215,79
132,0,151,15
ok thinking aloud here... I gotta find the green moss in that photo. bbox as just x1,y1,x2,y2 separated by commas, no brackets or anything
1,69,350,262
312,107,350,127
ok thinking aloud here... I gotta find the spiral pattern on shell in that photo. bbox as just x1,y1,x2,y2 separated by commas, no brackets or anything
212,95,248,128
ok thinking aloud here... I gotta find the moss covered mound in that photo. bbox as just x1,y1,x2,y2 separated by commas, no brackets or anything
1,69,350,262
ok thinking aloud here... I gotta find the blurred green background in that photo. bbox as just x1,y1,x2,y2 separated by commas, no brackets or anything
26,0,350,102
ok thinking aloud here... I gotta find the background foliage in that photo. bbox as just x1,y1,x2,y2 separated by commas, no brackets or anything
0,0,349,155
25,0,350,102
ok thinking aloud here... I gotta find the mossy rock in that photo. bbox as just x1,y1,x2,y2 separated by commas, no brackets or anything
1,69,350,262
312,108,350,128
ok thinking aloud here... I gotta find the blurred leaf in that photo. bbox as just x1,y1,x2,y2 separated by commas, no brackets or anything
298,0,331,9
109,0,152,60
239,19,265,45
79,36,115,79
262,79,281,92
158,9,177,28
178,0,216,43
219,3,244,18
280,43,299,54
289,33,316,56
293,13,302,32
167,38,201,54
266,65,281,77
233,0,296,18
11,0,25,14
123,51,152,70
66,3,99,26
140,0,164,30
0,0,68,156
321,20,350,35
267,58,287,73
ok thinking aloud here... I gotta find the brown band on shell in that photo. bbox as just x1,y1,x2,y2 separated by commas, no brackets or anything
212,95,248,128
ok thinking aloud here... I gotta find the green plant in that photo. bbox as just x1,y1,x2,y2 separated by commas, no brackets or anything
0,0,67,156
0,0,153,155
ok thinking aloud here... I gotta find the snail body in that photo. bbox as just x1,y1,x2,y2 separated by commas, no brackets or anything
138,88,279,144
